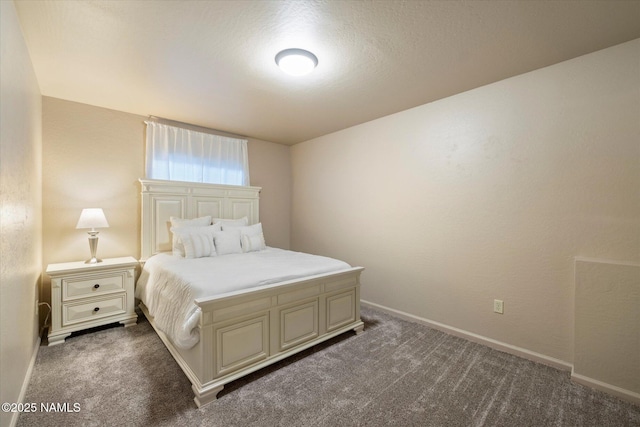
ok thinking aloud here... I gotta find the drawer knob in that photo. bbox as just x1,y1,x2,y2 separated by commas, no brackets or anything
93,284,100,289
94,307,100,312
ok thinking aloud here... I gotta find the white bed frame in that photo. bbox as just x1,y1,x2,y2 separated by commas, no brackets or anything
139,179,364,407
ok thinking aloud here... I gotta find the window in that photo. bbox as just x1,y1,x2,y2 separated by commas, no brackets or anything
145,121,250,186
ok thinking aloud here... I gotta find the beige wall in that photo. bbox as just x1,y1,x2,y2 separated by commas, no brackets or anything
0,2,43,426
42,97,291,270
291,39,639,372
247,136,291,249
574,258,639,398
42,97,145,268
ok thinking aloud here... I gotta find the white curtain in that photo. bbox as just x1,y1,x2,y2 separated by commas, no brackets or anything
145,121,250,186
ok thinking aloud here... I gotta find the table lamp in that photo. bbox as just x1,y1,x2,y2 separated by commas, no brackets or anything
76,208,109,264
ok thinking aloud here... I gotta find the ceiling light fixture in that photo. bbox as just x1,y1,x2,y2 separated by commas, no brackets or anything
275,48,318,76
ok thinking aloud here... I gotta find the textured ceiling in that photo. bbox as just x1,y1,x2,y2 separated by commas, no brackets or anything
14,0,640,145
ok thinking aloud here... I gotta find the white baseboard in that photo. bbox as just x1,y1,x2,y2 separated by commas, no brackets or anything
9,336,41,427
571,371,640,406
361,300,640,405
361,299,572,371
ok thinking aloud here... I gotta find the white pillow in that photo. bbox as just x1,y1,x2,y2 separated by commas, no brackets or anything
241,233,266,253
172,226,221,257
213,230,242,255
170,216,212,228
169,216,215,257
226,223,266,253
170,225,218,259
214,216,248,227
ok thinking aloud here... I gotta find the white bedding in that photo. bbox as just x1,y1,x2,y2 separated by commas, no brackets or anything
136,248,351,349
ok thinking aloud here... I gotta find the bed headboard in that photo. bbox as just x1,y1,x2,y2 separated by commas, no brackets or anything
139,179,261,261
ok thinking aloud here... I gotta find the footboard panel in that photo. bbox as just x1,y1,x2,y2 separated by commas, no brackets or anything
194,267,364,406
326,289,357,332
279,299,319,351
214,313,270,376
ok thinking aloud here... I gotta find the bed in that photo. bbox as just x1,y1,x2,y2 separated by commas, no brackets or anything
137,179,364,407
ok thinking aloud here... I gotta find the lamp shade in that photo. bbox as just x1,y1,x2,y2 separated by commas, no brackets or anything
76,208,109,230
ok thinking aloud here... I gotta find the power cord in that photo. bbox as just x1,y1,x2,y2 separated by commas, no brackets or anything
38,302,52,337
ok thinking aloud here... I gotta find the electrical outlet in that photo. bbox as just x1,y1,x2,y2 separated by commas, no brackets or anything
493,299,504,314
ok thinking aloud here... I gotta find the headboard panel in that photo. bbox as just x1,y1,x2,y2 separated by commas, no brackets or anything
139,179,261,261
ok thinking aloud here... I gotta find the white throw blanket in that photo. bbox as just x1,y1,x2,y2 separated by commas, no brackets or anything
136,248,351,349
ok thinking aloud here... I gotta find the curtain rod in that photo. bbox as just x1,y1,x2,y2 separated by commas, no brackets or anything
147,115,248,140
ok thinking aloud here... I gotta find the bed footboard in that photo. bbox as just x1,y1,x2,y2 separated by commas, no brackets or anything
142,267,364,407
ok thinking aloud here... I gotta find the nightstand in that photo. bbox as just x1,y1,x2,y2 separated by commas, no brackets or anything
46,256,138,346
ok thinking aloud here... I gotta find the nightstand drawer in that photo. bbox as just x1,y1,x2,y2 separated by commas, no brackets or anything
62,294,127,326
63,274,125,301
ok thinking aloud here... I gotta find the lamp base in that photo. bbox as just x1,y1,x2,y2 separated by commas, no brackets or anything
86,232,102,264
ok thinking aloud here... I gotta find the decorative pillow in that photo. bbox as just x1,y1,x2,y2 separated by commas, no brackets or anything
169,216,214,257
170,225,218,259
226,223,266,253
213,216,248,227
212,230,242,256
241,233,266,253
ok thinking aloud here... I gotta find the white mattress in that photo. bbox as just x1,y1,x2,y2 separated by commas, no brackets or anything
136,248,351,349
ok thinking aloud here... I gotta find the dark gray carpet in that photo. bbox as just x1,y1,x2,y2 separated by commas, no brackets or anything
17,306,640,427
